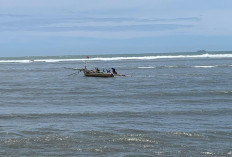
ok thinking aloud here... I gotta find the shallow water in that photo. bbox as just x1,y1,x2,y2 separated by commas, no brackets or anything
0,53,232,156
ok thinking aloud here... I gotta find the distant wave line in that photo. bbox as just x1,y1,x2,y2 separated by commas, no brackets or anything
138,66,155,69
0,53,232,63
192,65,217,68
87,53,232,61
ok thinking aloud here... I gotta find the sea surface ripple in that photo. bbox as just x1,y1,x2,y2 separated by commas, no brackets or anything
0,53,232,156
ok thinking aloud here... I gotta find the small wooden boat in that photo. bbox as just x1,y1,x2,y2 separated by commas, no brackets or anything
82,68,114,77
65,66,125,77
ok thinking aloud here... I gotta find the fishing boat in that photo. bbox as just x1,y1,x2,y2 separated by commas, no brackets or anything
65,66,125,77
82,67,115,77
65,56,125,77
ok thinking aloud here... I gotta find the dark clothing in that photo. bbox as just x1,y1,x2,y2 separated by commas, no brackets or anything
111,68,117,75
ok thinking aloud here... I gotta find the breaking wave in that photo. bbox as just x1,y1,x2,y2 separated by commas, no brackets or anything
192,65,218,68
1,53,232,63
137,66,155,69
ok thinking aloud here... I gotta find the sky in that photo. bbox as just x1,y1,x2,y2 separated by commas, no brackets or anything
0,0,232,57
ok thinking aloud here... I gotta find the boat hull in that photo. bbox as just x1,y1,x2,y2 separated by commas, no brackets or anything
83,70,114,77
84,73,114,77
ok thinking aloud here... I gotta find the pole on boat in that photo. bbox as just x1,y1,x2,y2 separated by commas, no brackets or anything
85,56,90,69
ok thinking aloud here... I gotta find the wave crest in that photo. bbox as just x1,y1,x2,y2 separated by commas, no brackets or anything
1,53,232,63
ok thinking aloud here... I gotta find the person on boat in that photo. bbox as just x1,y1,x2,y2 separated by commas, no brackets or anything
95,67,100,73
111,68,117,75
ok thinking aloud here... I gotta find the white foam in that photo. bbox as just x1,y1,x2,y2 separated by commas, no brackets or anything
0,60,33,63
34,59,82,63
1,53,232,63
88,53,232,61
166,65,179,68
0,59,84,63
202,152,215,155
172,132,205,137
192,65,217,68
138,66,155,69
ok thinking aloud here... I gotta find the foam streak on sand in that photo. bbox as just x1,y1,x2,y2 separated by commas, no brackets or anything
0,53,232,63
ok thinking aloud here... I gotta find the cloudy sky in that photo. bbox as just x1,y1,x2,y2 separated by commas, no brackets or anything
0,0,232,57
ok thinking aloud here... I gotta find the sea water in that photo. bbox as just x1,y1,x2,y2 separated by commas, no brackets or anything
0,52,232,156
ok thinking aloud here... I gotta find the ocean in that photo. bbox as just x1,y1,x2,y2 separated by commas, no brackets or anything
0,52,232,156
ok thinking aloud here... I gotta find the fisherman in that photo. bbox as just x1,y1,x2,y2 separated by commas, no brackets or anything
95,67,100,73
111,68,117,75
